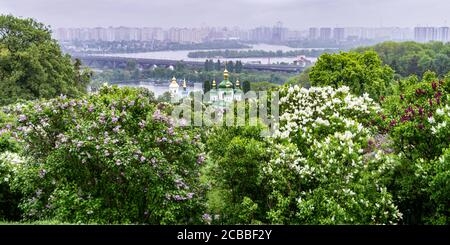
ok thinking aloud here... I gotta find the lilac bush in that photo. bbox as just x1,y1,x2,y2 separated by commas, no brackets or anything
8,85,207,224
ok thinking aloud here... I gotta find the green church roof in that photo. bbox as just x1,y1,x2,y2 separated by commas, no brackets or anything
218,68,233,89
219,79,233,89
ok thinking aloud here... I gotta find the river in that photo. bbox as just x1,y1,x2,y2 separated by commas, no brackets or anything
100,43,320,65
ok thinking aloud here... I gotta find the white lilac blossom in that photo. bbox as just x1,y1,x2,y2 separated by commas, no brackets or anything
262,85,401,224
140,156,146,162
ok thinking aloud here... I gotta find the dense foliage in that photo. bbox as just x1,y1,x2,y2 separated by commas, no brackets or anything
206,124,272,224
379,73,450,224
263,85,401,224
2,86,207,224
355,41,450,78
0,15,91,106
0,15,449,225
309,51,394,100
92,66,290,89
207,86,402,224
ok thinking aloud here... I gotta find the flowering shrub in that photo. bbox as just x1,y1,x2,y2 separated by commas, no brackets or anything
206,85,402,224
0,151,24,220
381,74,450,224
428,147,450,224
382,76,450,160
0,110,19,153
6,85,207,224
263,85,401,224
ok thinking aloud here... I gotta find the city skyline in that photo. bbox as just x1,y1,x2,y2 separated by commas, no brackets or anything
1,0,450,29
55,25,450,44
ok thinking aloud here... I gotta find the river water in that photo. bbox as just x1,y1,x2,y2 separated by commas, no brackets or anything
100,43,320,65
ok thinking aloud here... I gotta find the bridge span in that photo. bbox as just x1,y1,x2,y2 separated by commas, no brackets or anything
74,55,305,73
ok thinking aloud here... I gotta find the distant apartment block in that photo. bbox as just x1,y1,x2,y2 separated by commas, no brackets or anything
55,27,207,43
414,26,449,42
309,27,319,40
437,27,449,42
333,28,345,41
53,25,438,44
272,21,288,42
319,28,332,41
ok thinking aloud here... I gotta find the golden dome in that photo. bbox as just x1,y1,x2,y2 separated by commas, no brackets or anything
169,76,179,88
223,68,229,80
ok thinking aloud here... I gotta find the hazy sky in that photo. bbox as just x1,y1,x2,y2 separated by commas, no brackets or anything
1,0,449,29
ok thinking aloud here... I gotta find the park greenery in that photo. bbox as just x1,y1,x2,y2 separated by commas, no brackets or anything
91,60,289,89
309,51,395,100
0,15,449,225
354,41,450,78
0,15,91,106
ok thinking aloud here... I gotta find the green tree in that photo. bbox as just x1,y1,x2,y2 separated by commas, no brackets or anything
0,15,90,105
235,61,243,73
215,60,221,71
206,125,272,224
226,60,234,72
242,80,251,93
250,81,278,92
204,60,209,71
126,60,137,71
354,41,450,78
286,67,311,88
203,80,211,94
157,91,172,103
175,61,186,72
309,51,394,100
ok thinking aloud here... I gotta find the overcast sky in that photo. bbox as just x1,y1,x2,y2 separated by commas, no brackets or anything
1,0,449,29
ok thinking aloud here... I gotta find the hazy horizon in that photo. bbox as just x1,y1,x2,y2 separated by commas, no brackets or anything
1,0,450,29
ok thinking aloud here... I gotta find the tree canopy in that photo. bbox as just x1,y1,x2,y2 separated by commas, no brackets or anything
355,41,450,78
309,51,394,100
0,15,90,105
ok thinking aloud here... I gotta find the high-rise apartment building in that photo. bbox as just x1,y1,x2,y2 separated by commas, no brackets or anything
309,27,319,40
414,27,446,42
319,28,332,41
333,28,345,41
437,27,449,42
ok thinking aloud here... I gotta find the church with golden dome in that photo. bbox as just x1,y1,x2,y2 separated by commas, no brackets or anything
168,76,189,100
209,67,243,107
168,65,243,107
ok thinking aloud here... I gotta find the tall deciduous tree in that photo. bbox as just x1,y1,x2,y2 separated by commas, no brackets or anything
0,15,91,105
242,80,251,93
354,41,450,78
226,60,234,72
215,59,221,71
310,51,394,100
235,60,243,73
203,80,211,94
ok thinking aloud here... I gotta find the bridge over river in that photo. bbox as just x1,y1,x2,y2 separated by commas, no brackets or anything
74,55,305,73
